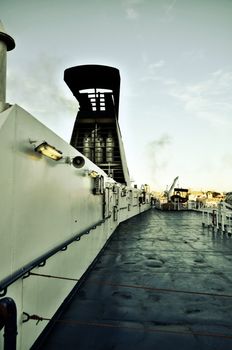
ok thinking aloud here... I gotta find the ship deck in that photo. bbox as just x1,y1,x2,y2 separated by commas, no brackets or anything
33,210,232,350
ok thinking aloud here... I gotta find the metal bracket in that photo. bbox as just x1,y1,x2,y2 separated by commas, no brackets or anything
22,312,30,323
22,272,31,279
0,288,7,297
60,246,67,251
22,312,43,325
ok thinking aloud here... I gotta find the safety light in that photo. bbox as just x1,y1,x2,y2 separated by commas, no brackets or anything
35,142,63,161
89,170,99,178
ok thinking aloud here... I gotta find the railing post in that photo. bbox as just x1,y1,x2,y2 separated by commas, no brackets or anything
202,210,205,226
207,211,210,227
222,202,226,232
215,210,218,230
229,214,232,235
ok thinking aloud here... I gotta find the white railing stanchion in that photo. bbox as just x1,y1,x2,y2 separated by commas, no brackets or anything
201,201,232,234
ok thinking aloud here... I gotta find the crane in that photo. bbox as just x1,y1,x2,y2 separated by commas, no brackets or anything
165,176,179,201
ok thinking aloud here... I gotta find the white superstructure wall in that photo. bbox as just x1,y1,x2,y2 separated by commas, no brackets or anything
0,105,151,349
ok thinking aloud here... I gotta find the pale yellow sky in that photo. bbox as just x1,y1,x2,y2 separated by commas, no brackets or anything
2,0,232,192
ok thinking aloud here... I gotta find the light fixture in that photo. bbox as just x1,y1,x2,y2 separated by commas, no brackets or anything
35,142,63,161
89,170,99,178
72,156,85,168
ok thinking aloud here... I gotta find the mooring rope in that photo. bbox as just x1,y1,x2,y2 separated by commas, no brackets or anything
24,272,232,341
29,272,232,299
29,272,79,282
22,312,232,340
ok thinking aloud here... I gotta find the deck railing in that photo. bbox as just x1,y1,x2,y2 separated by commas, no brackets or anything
202,201,232,234
0,218,110,297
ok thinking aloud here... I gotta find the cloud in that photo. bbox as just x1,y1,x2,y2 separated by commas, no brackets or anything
159,0,177,22
145,134,172,186
182,49,206,63
122,0,143,20
141,67,232,128
167,70,232,127
122,0,143,5
164,0,177,14
7,56,77,141
148,134,171,149
149,60,165,70
221,153,232,169
126,7,139,19
141,60,166,81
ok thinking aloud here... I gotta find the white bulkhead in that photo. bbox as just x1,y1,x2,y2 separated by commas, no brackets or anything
0,104,151,349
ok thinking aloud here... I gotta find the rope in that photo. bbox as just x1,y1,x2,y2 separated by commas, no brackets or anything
92,280,232,299
22,313,232,340
29,272,79,282
24,275,232,341
29,273,232,299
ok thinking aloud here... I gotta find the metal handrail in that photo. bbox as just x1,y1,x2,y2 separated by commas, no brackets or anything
0,217,110,297
202,202,232,233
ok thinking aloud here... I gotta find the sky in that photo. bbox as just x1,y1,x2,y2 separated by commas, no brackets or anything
1,0,232,192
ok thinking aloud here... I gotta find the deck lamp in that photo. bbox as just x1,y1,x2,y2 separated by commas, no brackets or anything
89,170,99,178
35,142,63,161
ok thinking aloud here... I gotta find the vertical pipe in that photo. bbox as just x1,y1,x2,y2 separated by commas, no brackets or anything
0,297,17,350
0,40,7,112
0,21,15,113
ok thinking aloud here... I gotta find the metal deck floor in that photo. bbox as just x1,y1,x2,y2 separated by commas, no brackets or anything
35,210,232,350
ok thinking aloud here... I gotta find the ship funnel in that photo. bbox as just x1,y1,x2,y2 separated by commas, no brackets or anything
0,20,15,113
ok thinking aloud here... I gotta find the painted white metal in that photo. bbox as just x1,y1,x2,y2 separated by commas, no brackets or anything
0,40,7,112
0,21,15,112
0,105,151,349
